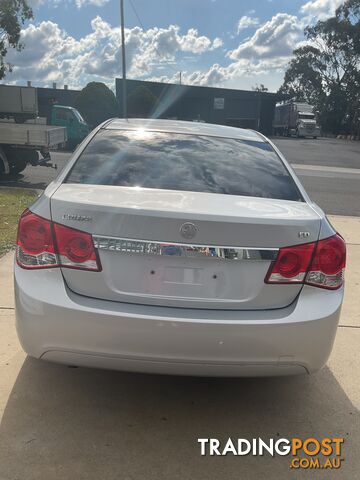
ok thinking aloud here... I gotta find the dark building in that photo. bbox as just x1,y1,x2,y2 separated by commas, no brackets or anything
116,78,280,135
37,86,81,122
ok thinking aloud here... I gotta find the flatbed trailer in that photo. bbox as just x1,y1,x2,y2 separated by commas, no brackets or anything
0,122,67,176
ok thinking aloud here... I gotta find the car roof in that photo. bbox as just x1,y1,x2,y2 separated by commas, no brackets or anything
104,118,265,142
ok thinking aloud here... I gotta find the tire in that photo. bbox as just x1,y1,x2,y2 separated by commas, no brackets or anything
2,147,36,175
9,159,27,175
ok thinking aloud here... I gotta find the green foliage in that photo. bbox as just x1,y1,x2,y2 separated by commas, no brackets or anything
0,0,33,79
127,85,158,117
74,82,119,127
279,0,360,134
252,84,269,92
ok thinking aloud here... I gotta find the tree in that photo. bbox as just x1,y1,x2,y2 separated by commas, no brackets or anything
0,0,33,79
252,84,269,92
127,85,158,117
279,0,360,134
74,82,119,127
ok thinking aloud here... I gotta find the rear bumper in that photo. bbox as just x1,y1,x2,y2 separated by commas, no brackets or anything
14,264,343,377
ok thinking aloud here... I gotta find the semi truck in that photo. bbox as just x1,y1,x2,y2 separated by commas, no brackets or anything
273,101,321,138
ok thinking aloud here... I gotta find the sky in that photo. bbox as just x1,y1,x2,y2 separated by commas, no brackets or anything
4,0,345,92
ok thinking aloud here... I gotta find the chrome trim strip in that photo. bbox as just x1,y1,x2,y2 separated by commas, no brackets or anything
92,236,278,261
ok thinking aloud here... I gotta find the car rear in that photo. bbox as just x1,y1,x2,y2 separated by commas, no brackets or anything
14,119,346,376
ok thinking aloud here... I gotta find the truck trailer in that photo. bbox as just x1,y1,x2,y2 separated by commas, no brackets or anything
273,102,321,138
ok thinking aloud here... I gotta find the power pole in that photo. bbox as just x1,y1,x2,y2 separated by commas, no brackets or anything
179,71,182,85
120,0,127,118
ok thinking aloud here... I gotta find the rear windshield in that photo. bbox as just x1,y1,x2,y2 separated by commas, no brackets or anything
65,129,302,201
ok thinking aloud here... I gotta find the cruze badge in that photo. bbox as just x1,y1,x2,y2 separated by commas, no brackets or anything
180,222,197,239
62,214,92,222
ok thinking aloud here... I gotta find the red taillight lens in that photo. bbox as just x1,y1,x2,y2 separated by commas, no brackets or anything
265,242,316,284
305,234,346,289
265,234,346,290
16,210,57,269
16,210,101,271
54,223,100,271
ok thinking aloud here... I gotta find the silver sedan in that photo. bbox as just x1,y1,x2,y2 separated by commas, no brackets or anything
14,119,346,376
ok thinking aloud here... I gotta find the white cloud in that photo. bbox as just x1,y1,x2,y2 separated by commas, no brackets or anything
300,0,343,21
237,16,259,33
150,56,288,90
229,13,302,61
212,37,223,49
178,28,212,53
5,9,313,92
149,13,305,90
187,64,229,86
5,18,222,88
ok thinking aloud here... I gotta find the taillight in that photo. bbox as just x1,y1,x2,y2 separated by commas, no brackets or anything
265,242,316,283
16,210,58,269
266,234,346,290
305,234,346,289
16,210,101,271
53,223,100,271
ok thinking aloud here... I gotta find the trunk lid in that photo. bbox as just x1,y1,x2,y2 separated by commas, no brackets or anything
50,184,321,310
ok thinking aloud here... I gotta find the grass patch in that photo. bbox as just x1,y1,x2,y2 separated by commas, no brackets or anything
0,188,38,257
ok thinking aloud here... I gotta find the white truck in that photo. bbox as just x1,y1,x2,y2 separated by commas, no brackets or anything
273,101,321,138
0,85,67,175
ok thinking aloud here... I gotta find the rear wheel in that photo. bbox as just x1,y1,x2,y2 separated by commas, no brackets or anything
9,159,28,175
3,147,38,176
